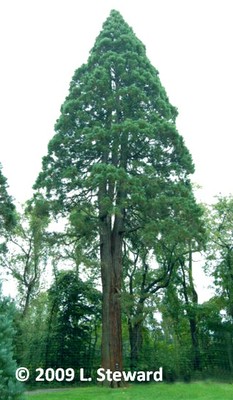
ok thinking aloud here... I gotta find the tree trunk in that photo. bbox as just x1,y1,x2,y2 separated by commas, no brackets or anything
128,321,143,370
189,316,201,371
180,251,201,371
22,286,32,317
100,215,124,387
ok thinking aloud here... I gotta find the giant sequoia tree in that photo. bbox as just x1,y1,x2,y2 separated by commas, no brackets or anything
35,10,201,385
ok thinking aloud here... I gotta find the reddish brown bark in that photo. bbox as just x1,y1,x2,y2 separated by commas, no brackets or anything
100,214,124,387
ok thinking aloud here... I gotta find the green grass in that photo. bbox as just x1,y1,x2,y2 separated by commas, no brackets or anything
25,382,233,400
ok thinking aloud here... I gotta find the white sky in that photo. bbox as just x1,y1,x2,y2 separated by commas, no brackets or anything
1,0,232,301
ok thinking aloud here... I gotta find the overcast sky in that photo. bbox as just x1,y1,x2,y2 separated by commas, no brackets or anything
0,1,232,300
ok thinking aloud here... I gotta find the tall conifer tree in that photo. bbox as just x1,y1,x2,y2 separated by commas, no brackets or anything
35,10,200,385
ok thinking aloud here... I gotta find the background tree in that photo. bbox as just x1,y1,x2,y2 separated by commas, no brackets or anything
0,165,23,398
159,256,201,380
44,270,101,378
34,10,201,385
13,270,101,384
122,188,204,370
0,163,15,253
13,291,49,381
177,249,201,372
202,196,233,375
205,196,233,320
0,284,24,400
2,198,49,316
197,298,233,377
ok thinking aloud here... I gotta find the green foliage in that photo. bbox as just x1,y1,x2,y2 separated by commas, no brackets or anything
0,164,16,253
14,292,49,376
0,285,24,400
0,164,15,230
197,299,233,376
45,271,101,375
1,203,50,315
14,272,101,384
204,196,233,319
34,10,197,242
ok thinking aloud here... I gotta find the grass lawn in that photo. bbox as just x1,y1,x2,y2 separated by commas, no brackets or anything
25,382,233,400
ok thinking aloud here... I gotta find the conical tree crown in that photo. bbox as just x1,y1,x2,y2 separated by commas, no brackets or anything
87,9,177,121
36,9,195,225
66,10,178,127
